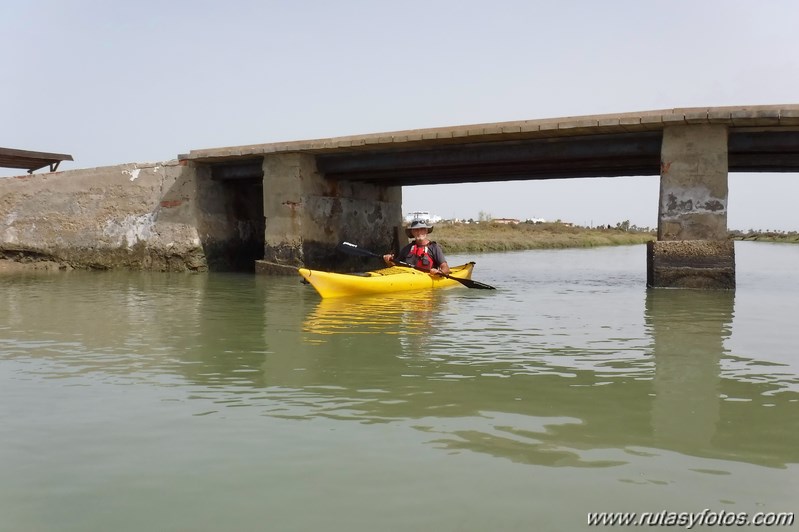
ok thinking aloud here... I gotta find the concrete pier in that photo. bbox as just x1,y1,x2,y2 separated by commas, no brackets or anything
649,125,734,288
255,152,402,274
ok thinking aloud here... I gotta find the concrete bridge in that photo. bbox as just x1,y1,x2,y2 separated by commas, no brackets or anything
179,104,799,288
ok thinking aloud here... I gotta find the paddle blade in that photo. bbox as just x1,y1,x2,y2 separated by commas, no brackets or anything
448,275,496,290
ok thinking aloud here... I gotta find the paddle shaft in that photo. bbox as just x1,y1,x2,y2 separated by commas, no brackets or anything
392,258,494,290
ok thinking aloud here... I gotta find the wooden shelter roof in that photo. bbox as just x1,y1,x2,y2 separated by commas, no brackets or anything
0,147,73,173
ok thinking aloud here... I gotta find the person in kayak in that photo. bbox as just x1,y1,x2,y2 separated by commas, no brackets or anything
383,219,451,275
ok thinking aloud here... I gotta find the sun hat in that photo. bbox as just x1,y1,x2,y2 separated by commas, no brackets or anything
405,219,434,238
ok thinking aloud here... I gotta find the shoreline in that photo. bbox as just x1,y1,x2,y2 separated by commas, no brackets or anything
431,222,798,254
432,222,654,254
731,232,799,244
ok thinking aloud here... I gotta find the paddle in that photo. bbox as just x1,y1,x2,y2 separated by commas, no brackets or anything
337,241,496,290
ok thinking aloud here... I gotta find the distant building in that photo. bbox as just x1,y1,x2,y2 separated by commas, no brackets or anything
404,211,442,223
493,218,520,225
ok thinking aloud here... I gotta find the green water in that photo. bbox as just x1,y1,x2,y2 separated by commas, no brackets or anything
1,242,797,531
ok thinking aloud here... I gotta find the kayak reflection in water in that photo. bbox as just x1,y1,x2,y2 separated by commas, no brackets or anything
383,219,451,275
303,291,436,338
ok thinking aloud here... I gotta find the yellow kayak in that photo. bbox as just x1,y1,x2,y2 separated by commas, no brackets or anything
298,262,476,298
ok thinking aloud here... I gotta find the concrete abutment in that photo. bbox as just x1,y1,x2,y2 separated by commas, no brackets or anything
0,161,267,272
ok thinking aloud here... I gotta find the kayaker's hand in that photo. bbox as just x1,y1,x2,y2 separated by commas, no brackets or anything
383,253,394,264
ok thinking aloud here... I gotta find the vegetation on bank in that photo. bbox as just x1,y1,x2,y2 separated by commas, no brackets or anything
730,230,799,244
429,220,799,253
432,221,655,253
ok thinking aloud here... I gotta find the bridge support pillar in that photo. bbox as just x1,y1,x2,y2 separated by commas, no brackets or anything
648,124,735,289
255,152,402,274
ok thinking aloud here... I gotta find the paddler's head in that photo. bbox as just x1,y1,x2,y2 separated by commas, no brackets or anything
405,219,434,242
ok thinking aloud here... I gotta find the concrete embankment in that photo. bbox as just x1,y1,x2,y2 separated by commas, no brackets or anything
0,161,263,272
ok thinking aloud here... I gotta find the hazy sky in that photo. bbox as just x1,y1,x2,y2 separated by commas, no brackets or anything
2,1,798,230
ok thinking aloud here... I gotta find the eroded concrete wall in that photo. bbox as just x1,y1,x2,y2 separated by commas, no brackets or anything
0,161,230,272
1,155,398,275
256,152,402,274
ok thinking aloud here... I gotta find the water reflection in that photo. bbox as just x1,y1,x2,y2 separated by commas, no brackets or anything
4,246,799,532
2,263,797,470
302,291,436,338
0,272,208,380
647,289,732,451
647,289,798,468
258,284,797,469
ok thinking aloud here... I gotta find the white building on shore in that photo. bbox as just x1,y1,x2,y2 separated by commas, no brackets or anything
404,211,442,223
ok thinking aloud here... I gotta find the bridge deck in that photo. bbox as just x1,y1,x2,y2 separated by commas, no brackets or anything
181,105,799,159
179,105,799,186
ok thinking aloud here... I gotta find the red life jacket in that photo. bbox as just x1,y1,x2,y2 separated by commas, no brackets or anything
409,244,435,271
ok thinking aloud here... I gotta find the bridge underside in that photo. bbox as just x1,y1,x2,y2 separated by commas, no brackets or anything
316,130,799,185
206,130,799,186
